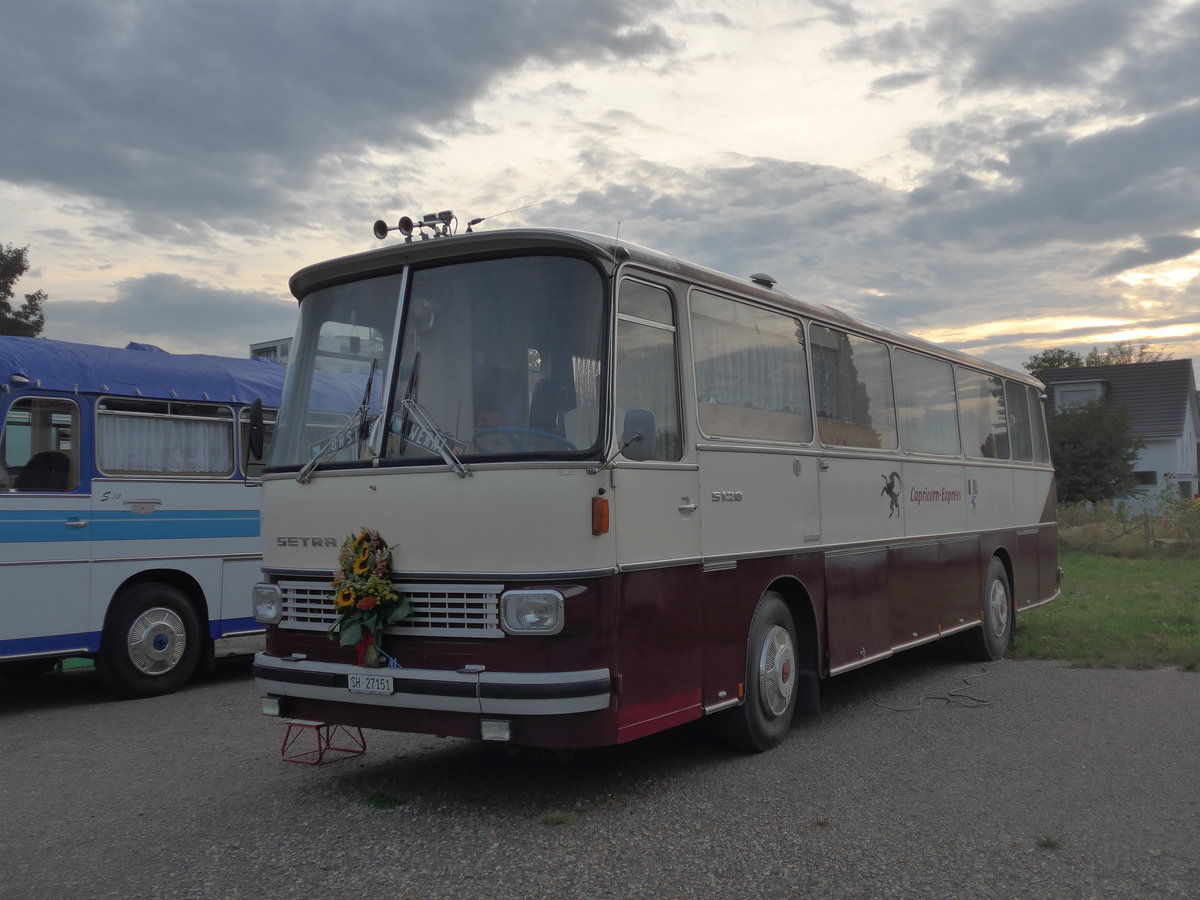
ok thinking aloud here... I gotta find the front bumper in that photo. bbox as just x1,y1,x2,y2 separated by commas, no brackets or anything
253,652,612,717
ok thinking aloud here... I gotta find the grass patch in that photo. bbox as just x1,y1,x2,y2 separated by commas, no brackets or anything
540,810,575,826
1036,835,1062,851
364,789,404,810
1013,551,1200,669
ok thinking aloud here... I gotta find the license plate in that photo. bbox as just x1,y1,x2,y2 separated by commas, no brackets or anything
347,673,394,694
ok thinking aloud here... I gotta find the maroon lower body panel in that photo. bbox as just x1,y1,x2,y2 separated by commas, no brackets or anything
256,527,1058,748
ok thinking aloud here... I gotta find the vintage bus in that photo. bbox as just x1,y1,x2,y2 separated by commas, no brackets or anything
251,218,1061,751
0,337,284,697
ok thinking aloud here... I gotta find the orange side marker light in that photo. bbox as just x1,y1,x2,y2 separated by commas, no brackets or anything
592,496,610,535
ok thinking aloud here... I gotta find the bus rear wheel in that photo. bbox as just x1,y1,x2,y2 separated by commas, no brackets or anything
719,591,798,753
97,583,202,699
963,557,1013,661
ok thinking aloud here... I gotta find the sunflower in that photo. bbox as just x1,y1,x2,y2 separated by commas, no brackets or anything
352,546,371,574
334,587,357,608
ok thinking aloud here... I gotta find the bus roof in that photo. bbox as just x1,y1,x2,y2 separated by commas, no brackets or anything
0,336,286,406
289,225,1039,386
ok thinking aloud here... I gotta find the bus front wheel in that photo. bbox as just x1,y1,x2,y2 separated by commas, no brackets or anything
97,584,202,698
719,591,798,753
963,558,1013,661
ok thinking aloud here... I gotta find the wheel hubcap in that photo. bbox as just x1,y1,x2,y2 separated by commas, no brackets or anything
987,578,1010,637
126,607,187,676
758,624,796,718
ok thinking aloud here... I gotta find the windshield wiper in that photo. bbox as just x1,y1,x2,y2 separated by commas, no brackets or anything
400,398,471,478
356,358,378,460
297,359,377,484
392,351,420,458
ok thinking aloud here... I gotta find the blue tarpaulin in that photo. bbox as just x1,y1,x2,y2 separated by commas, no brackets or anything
0,336,287,405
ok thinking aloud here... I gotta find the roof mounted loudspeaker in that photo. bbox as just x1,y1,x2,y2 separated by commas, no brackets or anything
373,213,452,242
750,273,777,289
373,216,417,242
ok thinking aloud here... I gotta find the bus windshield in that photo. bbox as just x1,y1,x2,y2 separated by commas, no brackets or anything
270,254,607,471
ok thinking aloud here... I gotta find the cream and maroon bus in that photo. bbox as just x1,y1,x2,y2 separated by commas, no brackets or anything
252,215,1060,752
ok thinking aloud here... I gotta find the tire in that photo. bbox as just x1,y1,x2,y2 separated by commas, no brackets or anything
963,557,1013,661
97,583,202,698
719,591,799,753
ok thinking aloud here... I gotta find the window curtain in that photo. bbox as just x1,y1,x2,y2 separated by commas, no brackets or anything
98,415,233,475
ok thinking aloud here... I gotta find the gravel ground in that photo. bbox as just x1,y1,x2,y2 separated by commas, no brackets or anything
1,649,1197,899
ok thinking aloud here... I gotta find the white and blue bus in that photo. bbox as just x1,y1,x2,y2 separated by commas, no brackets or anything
0,337,284,697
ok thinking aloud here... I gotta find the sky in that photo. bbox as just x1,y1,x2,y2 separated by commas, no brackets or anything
2,0,1199,378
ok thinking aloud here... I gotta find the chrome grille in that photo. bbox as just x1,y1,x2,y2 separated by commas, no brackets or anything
278,579,504,638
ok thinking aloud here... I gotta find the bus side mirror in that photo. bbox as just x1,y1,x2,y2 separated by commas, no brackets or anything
247,398,265,461
620,409,656,462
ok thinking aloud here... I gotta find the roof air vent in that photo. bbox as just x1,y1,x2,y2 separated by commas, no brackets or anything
750,273,777,289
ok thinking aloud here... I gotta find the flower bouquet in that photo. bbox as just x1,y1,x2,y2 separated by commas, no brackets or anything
329,528,410,666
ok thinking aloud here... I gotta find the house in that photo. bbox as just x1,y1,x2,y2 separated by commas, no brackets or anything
1040,359,1200,509
250,336,292,363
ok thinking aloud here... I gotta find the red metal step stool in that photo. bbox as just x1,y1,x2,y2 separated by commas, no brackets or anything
280,719,367,765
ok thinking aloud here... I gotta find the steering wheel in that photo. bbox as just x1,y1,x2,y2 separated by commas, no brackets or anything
473,427,577,453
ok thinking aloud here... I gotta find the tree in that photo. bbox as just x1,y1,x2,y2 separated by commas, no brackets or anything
1048,400,1143,504
1026,342,1172,379
1024,348,1084,379
1084,341,1170,366
0,244,47,337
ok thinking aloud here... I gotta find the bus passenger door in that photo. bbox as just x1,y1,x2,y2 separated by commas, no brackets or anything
810,325,904,673
0,396,94,660
610,277,705,741
819,457,905,673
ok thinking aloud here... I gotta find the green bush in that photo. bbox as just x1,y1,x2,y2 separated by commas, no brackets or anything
1057,490,1200,559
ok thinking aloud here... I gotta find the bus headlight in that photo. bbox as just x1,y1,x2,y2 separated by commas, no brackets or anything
500,590,564,635
253,583,283,624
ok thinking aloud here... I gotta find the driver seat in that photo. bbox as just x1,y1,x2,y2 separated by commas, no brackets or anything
14,450,71,491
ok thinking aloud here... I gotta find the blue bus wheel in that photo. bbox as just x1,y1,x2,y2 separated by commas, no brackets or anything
97,584,202,699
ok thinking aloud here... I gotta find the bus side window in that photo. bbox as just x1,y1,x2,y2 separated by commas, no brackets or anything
2,397,81,492
616,279,683,461
955,367,1009,459
1028,385,1051,464
1006,380,1034,462
691,290,813,444
894,349,960,455
96,399,234,476
811,325,897,450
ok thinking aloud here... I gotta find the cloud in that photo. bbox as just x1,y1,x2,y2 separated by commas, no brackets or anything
898,102,1200,250
834,0,1157,94
959,0,1151,92
809,0,861,28
1092,234,1200,277
1101,2,1200,113
46,273,297,357
0,0,673,240
869,71,933,94
9,1,1200,376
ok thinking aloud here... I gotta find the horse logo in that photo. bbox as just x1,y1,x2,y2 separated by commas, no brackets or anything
881,471,901,518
